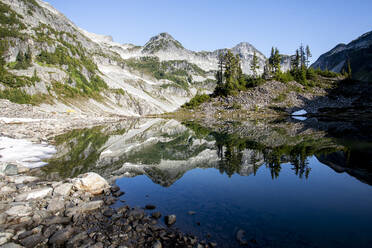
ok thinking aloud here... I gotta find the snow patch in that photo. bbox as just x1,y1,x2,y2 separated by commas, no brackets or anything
291,109,307,116
292,116,307,121
0,136,56,168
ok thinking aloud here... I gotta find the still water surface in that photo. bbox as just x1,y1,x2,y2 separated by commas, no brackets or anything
44,118,372,247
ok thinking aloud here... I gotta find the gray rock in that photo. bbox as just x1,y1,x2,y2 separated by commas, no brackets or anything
128,209,145,220
102,208,115,217
32,210,51,225
48,227,74,246
164,215,176,226
66,232,88,246
0,213,7,225
47,198,65,212
5,205,32,217
43,224,59,238
0,185,16,194
80,200,104,212
18,230,33,240
0,243,24,248
0,163,18,176
19,233,44,248
42,216,71,226
53,183,73,196
0,232,13,246
12,176,38,184
15,187,52,202
110,185,120,192
152,240,162,248
151,212,161,219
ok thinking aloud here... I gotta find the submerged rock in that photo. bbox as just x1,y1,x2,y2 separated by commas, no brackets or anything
145,204,156,210
152,212,162,219
165,215,176,226
236,229,248,245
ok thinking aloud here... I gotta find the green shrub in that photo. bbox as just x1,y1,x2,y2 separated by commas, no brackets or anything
0,88,48,105
275,71,294,83
315,68,339,78
182,93,210,109
244,75,265,88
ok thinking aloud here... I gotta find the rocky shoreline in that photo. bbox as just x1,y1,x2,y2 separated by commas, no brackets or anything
0,164,213,248
0,99,128,142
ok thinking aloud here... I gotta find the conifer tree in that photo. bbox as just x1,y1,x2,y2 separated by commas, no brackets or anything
269,47,275,72
273,48,281,73
299,44,305,68
347,59,352,79
250,51,259,78
25,47,32,64
216,53,225,85
293,49,300,70
305,45,312,67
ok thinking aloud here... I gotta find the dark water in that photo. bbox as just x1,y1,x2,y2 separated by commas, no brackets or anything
44,118,372,247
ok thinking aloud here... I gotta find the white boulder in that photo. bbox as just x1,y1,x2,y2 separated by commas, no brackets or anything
72,172,109,195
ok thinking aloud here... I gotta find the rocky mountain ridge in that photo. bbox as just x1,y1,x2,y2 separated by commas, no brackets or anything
0,0,296,117
311,31,372,82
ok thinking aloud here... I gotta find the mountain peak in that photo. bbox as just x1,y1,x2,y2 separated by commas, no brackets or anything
143,32,184,54
234,42,254,48
231,42,265,58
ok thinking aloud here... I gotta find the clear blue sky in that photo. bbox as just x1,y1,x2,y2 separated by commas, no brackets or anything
45,0,372,62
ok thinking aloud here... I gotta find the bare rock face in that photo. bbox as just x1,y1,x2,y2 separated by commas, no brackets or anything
72,172,109,195
311,31,372,82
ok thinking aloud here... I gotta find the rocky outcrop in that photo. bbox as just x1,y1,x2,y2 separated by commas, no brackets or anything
311,30,372,82
0,165,208,247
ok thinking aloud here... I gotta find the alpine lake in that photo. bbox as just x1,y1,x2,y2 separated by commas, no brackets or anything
40,115,372,248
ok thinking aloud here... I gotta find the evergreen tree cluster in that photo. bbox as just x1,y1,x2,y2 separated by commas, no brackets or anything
274,44,342,86
214,50,245,96
213,50,265,96
268,47,281,74
14,47,32,70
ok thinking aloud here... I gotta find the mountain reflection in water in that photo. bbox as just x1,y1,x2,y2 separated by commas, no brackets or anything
42,117,372,247
43,118,372,186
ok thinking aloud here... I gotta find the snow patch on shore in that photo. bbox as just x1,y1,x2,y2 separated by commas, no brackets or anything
0,136,56,168
291,109,307,116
